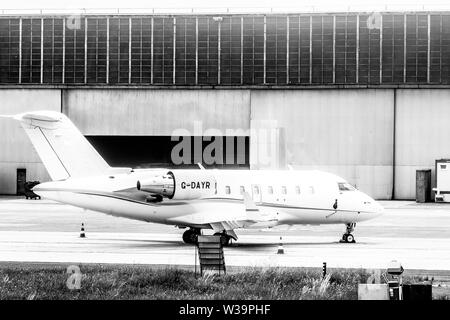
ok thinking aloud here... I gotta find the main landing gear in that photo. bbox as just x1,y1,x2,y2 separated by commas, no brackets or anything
182,228,233,246
213,232,232,246
182,228,201,245
340,223,356,243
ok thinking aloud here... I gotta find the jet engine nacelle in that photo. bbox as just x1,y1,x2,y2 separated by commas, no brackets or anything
137,170,216,200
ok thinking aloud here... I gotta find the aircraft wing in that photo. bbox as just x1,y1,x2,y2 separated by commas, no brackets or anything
208,198,280,239
168,192,279,238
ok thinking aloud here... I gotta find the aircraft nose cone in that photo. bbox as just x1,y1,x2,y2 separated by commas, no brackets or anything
364,195,384,217
358,191,384,219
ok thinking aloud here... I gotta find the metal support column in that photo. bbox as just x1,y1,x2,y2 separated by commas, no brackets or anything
440,14,443,83
150,17,153,84
84,17,87,84
427,14,431,83
356,15,359,83
380,14,383,84
416,15,418,81
173,17,176,84
62,18,65,84
263,15,266,84
403,14,407,83
309,15,312,84
19,18,22,83
240,16,243,84
286,16,290,84
129,17,132,84
51,19,54,83
332,15,336,84
106,17,109,84
218,18,221,85
392,89,397,200
298,16,301,83
195,17,198,85
40,18,43,84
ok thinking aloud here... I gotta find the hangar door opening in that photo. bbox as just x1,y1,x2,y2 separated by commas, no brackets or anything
86,136,249,169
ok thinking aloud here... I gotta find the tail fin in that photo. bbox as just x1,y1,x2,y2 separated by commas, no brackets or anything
11,110,110,180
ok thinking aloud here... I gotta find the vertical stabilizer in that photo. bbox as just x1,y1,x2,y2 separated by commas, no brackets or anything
13,111,110,180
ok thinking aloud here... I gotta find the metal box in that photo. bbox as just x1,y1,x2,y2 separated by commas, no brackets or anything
416,170,431,203
433,159,450,202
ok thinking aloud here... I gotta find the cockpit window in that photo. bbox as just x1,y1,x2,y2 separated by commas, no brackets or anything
338,182,356,191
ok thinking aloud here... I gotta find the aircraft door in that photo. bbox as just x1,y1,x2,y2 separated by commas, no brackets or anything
252,184,262,204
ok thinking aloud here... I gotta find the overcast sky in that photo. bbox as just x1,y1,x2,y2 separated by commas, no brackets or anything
1,0,450,11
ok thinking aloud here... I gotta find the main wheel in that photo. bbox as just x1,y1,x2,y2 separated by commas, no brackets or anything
345,234,355,243
214,233,231,246
182,230,193,244
190,232,199,244
183,229,199,244
220,235,230,246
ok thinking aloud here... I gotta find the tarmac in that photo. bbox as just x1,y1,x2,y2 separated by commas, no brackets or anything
1,197,450,271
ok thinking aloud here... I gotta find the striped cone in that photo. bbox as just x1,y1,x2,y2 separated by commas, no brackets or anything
277,237,284,254
80,223,86,238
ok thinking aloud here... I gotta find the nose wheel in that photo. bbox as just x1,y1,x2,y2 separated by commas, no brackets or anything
340,223,356,243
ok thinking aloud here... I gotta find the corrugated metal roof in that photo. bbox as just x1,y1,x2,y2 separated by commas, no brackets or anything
1,5,450,16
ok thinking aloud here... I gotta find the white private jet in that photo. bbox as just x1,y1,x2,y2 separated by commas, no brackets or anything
3,111,384,246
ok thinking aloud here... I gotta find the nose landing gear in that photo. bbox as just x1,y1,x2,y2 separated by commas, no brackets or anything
340,223,356,243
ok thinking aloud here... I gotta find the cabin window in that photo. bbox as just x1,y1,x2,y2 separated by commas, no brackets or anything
268,186,273,194
240,186,245,195
253,185,260,195
225,186,231,194
309,186,315,194
338,182,356,191
295,185,301,194
281,186,287,194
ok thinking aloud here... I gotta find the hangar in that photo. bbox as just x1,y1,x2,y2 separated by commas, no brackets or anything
1,9,450,199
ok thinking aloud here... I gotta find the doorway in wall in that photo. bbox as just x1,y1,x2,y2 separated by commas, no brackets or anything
16,168,26,195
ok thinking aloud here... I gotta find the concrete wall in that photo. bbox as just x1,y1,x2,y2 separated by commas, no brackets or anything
0,89,61,194
395,90,450,199
250,90,394,199
0,87,449,199
63,90,251,135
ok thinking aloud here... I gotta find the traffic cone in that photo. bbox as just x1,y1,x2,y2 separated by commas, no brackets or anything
80,223,86,238
277,237,284,254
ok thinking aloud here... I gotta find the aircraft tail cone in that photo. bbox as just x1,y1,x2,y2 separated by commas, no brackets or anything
277,237,284,254
80,223,86,238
